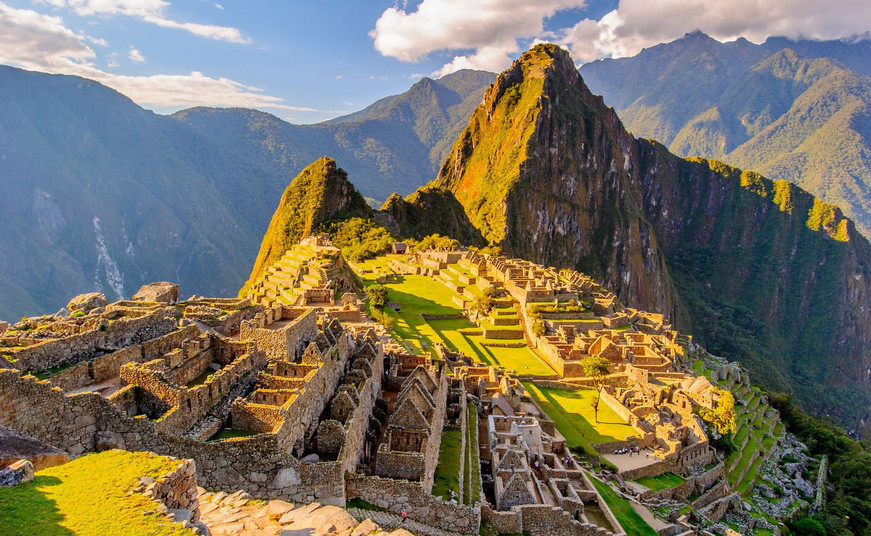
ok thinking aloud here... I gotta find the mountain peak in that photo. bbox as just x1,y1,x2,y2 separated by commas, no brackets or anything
240,157,369,295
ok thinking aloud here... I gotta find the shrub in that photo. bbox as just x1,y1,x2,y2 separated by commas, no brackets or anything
322,218,394,261
368,284,388,310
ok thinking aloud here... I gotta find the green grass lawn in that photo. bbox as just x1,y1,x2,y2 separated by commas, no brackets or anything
465,404,481,506
590,475,658,536
346,498,386,512
432,428,463,500
632,472,685,492
0,450,195,536
356,266,556,375
524,383,638,454
210,428,258,441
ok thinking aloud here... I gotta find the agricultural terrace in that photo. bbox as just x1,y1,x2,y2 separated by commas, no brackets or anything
353,257,555,376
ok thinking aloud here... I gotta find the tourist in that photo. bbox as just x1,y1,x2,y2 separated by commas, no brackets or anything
401,509,407,523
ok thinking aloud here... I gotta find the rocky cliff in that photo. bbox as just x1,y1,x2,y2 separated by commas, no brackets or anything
240,157,370,295
424,44,871,423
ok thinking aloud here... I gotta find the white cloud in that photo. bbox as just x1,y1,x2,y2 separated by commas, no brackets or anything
214,3,223,10
128,46,144,62
0,2,313,112
38,0,249,43
370,0,587,74
561,0,871,62
372,0,871,73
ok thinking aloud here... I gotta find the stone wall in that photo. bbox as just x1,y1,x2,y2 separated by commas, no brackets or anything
140,457,201,522
422,367,449,491
119,346,266,436
0,365,347,505
239,308,317,361
10,309,177,372
345,473,480,533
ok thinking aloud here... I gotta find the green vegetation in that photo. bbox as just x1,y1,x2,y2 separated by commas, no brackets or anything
210,428,258,441
527,303,587,317
698,388,737,435
346,498,386,512
0,450,195,536
356,265,554,374
240,157,370,295
435,45,557,243
770,393,871,536
322,217,394,261
580,36,871,238
589,476,657,536
409,234,459,252
581,355,611,423
632,472,685,492
523,383,638,458
432,428,463,501
367,284,388,310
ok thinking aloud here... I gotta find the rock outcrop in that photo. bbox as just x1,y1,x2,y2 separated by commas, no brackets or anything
133,282,179,304
67,292,108,312
0,425,69,471
0,459,34,487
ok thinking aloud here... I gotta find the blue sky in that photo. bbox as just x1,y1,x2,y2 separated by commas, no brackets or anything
0,0,867,123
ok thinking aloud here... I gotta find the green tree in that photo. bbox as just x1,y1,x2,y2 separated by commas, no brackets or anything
581,355,611,423
471,288,494,316
368,284,388,310
698,388,737,436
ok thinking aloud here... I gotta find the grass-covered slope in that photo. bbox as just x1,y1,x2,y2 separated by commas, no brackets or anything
240,157,370,295
0,450,194,536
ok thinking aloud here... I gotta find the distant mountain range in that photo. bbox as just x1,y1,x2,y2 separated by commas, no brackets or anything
580,31,871,237
5,35,871,428
0,66,493,320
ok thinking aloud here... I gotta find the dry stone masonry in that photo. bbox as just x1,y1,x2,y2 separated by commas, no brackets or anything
0,237,815,535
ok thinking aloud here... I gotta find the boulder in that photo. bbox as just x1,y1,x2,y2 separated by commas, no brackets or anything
0,425,69,471
94,431,126,451
280,505,356,535
351,519,379,536
133,282,179,304
0,459,34,487
67,292,109,312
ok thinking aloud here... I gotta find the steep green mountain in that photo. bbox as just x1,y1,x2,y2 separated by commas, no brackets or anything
174,70,496,202
415,43,871,425
0,65,261,319
580,32,871,237
240,157,369,294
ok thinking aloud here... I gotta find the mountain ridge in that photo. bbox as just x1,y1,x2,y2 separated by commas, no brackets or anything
393,43,871,426
580,32,871,237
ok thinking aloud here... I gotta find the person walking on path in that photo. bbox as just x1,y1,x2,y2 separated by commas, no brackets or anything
401,509,407,524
